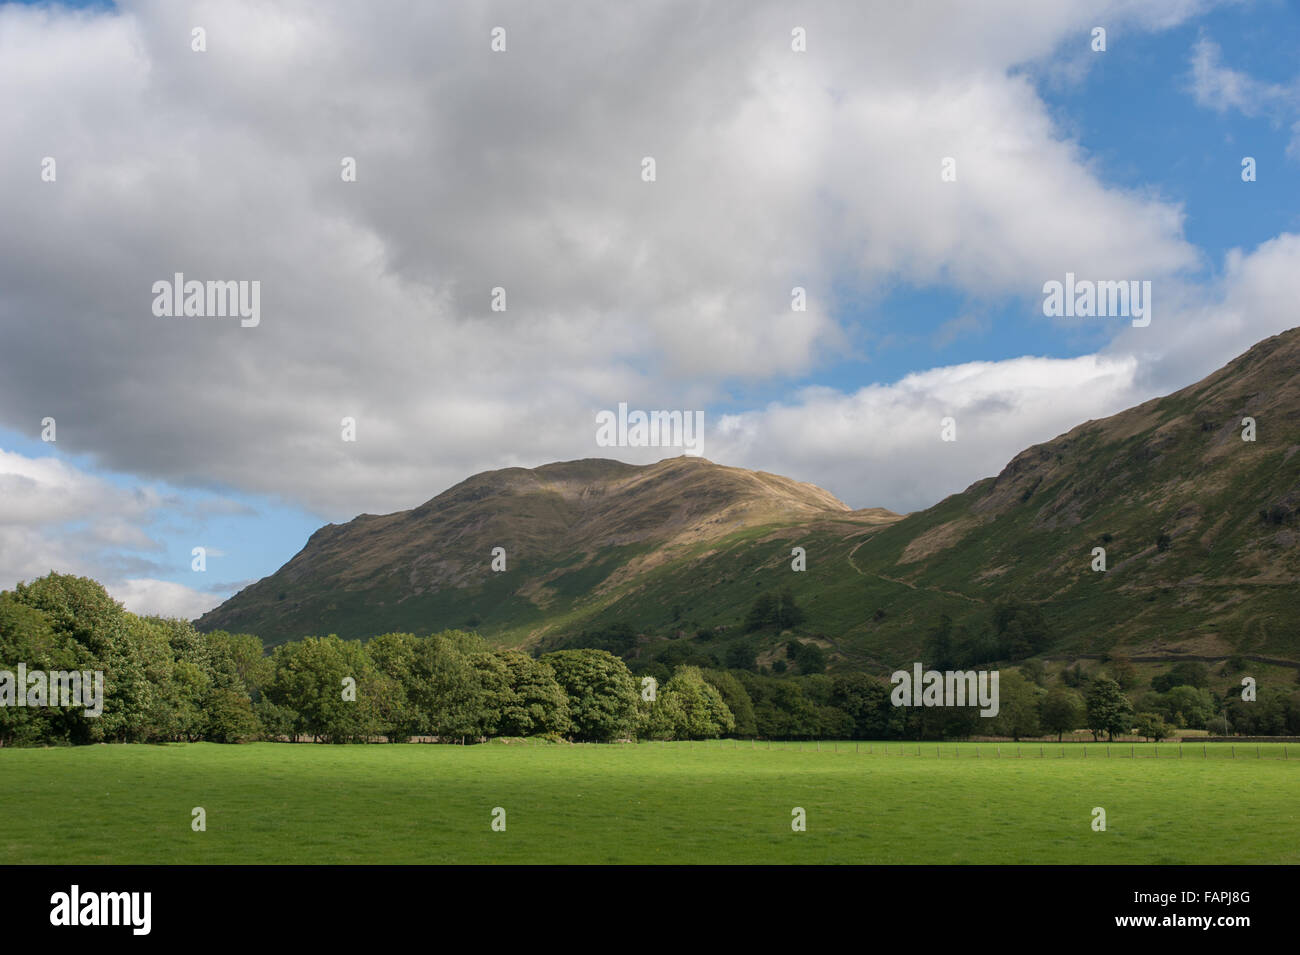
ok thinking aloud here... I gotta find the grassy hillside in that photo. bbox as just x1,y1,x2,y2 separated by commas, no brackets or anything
845,326,1300,661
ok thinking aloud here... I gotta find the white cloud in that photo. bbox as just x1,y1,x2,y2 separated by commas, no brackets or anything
1188,36,1300,156
0,0,1208,519
112,578,225,620
0,447,235,617
5,0,1300,600
1189,36,1292,114
1107,233,1300,392
0,450,158,526
711,353,1145,512
712,233,1300,511
0,449,163,583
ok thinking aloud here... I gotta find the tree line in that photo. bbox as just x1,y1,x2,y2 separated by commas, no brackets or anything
2,574,1296,746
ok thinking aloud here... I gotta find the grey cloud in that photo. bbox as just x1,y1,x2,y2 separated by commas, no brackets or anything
0,0,1216,522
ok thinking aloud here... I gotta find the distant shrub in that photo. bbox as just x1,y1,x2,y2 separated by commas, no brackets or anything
723,641,757,671
1136,712,1172,742
792,642,826,675
1152,661,1209,693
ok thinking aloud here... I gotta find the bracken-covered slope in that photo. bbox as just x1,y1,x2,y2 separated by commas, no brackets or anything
195,457,900,646
843,325,1300,663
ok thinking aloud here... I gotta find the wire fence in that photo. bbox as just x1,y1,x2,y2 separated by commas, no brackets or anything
627,738,1296,760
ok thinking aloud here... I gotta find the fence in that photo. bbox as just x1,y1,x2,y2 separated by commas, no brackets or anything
631,738,1295,760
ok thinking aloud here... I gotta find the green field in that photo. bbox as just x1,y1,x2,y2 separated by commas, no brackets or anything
1,741,1296,864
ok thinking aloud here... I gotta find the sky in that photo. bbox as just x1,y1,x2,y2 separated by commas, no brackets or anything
1,0,1298,620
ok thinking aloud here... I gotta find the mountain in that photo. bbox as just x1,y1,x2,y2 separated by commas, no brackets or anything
845,326,1300,663
196,456,900,646
199,327,1300,669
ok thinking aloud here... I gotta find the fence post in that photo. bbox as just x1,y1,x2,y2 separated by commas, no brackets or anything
1040,744,1043,758
1232,745,1235,759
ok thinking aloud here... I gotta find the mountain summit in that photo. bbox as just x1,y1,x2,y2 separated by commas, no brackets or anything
196,456,898,645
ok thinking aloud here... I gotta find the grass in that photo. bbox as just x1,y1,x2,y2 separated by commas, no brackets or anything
1,741,1296,864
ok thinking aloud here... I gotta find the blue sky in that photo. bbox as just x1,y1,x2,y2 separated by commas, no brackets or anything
0,423,322,601
775,5,1300,402
2,0,1298,619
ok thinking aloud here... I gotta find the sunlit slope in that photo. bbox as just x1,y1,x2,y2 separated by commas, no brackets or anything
197,456,899,646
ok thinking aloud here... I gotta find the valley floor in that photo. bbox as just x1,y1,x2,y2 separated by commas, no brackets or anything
1,741,1294,864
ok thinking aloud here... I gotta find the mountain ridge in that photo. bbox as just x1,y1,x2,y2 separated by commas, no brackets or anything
196,455,900,645
198,327,1300,667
